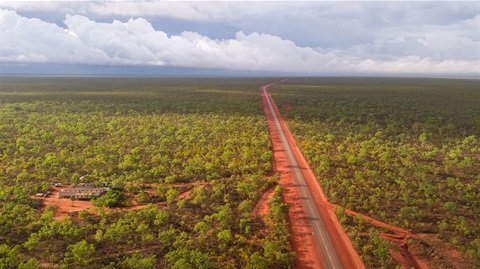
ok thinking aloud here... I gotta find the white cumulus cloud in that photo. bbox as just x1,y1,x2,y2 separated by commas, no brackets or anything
1,9,478,75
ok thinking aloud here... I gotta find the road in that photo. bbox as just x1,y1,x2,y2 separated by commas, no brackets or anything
261,82,343,269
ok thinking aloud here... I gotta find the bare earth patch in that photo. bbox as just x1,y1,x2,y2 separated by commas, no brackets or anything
33,187,97,220
33,183,208,219
250,186,275,218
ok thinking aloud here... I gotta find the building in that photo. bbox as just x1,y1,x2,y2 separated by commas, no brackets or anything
72,182,95,188
59,183,109,200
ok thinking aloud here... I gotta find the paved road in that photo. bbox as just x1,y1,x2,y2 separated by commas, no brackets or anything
261,83,343,269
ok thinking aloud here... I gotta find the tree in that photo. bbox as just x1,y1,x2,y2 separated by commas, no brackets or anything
97,189,125,208
166,188,179,204
165,247,216,269
191,186,206,206
217,229,231,244
468,239,480,264
119,254,156,269
248,252,269,269
0,244,21,268
63,240,95,266
70,195,76,207
134,192,149,204
193,221,210,237
369,228,391,267
156,185,167,200
18,258,41,269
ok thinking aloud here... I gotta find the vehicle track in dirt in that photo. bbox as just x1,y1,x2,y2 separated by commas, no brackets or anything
251,186,275,218
260,81,364,269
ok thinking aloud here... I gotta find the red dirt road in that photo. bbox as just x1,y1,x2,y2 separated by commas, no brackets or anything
260,82,364,269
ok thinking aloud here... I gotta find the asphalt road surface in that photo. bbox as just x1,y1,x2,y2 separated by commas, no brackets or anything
261,83,343,269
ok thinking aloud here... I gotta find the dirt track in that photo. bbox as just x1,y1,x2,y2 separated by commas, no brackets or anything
251,186,275,218
260,82,364,269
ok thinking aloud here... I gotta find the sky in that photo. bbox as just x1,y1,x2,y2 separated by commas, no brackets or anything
1,1,479,77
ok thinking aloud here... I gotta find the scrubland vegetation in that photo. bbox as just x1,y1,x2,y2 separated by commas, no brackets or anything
270,77,479,268
0,77,293,268
2,76,478,269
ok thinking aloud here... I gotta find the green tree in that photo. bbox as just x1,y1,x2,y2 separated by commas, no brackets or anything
193,221,210,237
468,239,480,264
248,252,269,269
63,240,95,266
166,188,179,204
119,254,156,269
217,229,232,244
69,195,76,207
165,247,216,269
18,258,41,269
0,244,20,269
97,189,125,208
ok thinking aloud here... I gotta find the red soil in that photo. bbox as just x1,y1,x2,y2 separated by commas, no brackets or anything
413,233,474,269
260,82,364,269
386,235,429,269
251,186,275,218
34,187,97,220
33,183,207,219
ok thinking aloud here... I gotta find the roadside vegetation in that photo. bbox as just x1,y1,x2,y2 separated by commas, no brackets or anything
270,77,479,268
0,77,294,268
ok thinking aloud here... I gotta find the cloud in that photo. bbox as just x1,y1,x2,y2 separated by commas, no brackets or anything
2,1,478,49
1,9,478,75
0,1,224,21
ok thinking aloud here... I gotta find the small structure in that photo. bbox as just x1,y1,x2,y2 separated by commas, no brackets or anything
72,182,95,188
59,183,109,200
35,191,52,197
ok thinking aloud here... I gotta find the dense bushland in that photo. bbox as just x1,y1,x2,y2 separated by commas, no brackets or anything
270,77,479,268
0,77,294,268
